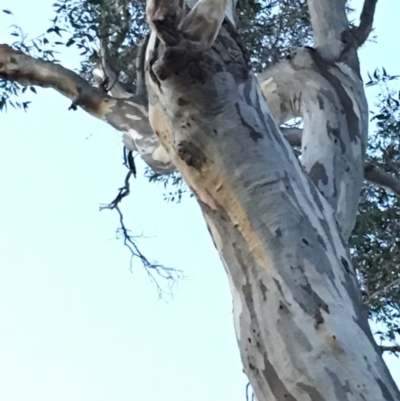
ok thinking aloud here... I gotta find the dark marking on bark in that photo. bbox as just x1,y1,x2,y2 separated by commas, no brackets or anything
177,140,207,170
317,235,327,251
278,300,290,314
325,369,353,401
261,353,297,401
275,227,282,238
177,97,189,106
297,382,325,401
326,121,346,154
302,238,309,246
308,162,329,186
235,103,263,142
317,94,325,110
314,309,324,329
243,77,253,105
376,378,397,401
274,278,291,306
309,50,360,143
259,280,268,301
340,257,351,274
308,182,324,213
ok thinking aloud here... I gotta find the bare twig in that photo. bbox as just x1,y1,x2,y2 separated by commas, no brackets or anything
100,160,183,298
245,382,255,401
367,278,400,305
353,0,379,47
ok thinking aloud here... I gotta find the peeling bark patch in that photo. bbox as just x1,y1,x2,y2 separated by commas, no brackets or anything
259,280,268,301
297,382,325,401
177,97,189,106
262,354,297,401
326,121,346,154
309,162,328,186
274,278,291,306
317,235,327,251
235,103,263,142
177,140,207,170
340,257,351,274
314,309,324,329
325,369,352,401
309,50,360,142
376,378,397,401
317,94,324,110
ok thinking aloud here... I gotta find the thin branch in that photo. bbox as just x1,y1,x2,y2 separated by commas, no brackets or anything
353,0,379,47
367,278,400,305
364,163,400,198
380,345,400,354
100,163,183,298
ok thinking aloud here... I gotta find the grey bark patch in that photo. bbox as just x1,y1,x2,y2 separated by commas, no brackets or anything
326,121,346,154
297,382,325,401
259,280,268,301
340,256,351,274
309,162,329,185
309,50,360,143
177,140,207,170
325,369,353,401
262,353,297,401
314,308,324,329
317,235,327,251
317,94,325,110
235,103,263,142
274,278,291,306
177,97,190,106
376,377,397,401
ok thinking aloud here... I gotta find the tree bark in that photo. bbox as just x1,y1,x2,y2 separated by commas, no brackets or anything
144,0,400,400
1,0,400,399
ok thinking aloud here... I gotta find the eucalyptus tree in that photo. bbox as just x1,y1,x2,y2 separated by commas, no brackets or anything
1,0,400,399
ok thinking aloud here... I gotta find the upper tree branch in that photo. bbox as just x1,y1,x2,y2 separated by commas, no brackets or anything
0,44,175,174
306,0,350,60
280,128,400,199
353,0,379,47
2,43,399,201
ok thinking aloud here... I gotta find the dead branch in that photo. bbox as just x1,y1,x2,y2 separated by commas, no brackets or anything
100,158,183,298
353,0,379,47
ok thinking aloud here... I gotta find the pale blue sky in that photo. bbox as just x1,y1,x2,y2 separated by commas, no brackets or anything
0,1,399,400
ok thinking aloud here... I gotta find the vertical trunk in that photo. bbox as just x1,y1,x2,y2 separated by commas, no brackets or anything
145,1,400,399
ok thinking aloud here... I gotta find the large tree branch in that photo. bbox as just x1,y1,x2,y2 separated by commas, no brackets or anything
2,43,399,203
306,0,349,60
281,128,400,199
0,44,175,174
353,0,379,47
306,0,361,73
259,49,368,240
364,163,400,197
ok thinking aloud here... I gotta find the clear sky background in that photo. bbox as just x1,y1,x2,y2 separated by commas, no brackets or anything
0,1,399,400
